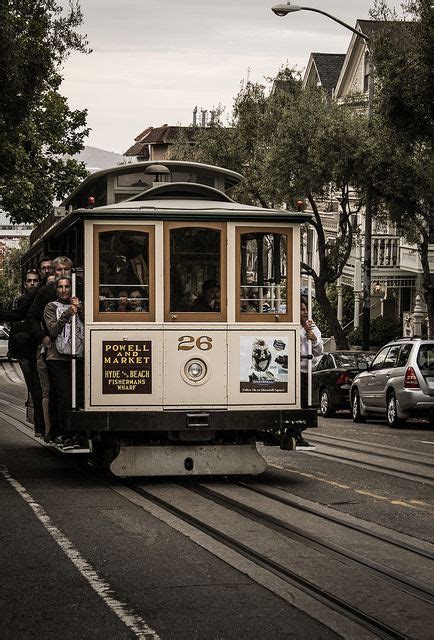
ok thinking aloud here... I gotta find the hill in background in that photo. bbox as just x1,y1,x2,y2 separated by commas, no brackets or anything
74,146,133,171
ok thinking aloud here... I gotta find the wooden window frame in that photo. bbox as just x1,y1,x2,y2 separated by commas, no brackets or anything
93,224,155,323
164,221,227,322
235,226,293,323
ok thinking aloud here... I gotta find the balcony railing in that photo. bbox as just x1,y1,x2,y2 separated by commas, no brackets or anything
372,236,399,268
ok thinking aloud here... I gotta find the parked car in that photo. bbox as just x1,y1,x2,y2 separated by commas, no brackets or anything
350,338,434,427
313,351,375,417
0,325,10,360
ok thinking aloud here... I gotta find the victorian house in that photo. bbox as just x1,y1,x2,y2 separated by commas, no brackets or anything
301,20,426,330
124,124,198,162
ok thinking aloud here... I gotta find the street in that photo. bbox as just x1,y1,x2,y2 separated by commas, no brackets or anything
1,362,433,639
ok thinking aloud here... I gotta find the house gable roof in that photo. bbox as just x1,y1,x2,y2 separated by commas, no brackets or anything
303,53,346,94
334,19,400,99
124,125,199,156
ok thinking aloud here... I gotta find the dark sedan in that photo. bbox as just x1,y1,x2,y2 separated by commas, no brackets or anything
313,351,375,417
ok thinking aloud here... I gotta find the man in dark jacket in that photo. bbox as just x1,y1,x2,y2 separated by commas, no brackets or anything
0,274,39,325
0,269,45,435
37,256,54,285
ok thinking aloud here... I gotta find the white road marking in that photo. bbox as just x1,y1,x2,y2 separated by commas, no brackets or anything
420,441,434,445
0,464,160,640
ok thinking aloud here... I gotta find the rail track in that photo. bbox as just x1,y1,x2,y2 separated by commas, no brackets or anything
2,368,434,638
289,432,434,486
130,479,434,640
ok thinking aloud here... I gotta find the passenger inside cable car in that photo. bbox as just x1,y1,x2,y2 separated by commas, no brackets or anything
99,229,150,313
239,231,287,315
128,288,147,312
191,279,220,312
169,226,222,315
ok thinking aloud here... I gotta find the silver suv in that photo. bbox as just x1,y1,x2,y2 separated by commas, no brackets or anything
350,338,434,427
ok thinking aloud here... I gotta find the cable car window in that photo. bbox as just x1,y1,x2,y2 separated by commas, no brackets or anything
116,173,153,188
236,228,292,322
165,222,226,321
94,226,154,321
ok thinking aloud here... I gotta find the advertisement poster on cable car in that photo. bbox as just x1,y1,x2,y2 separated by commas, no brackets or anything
102,341,152,394
240,336,288,393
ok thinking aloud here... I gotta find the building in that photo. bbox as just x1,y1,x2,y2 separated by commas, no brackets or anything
301,20,429,330
303,52,345,95
124,124,198,162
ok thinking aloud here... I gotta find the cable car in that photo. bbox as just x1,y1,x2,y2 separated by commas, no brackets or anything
22,161,317,476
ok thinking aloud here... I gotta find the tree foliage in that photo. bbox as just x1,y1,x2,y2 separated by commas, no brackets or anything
0,239,29,306
0,0,90,224
368,0,433,335
170,69,369,348
313,284,355,338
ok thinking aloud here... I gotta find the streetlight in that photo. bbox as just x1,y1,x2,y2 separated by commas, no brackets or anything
272,3,368,38
271,2,374,350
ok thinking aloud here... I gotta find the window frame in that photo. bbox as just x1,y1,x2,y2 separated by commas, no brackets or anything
397,344,412,367
164,221,227,322
370,346,391,371
383,344,401,368
235,226,293,323
93,224,155,323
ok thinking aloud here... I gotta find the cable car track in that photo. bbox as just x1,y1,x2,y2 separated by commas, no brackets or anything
291,434,434,485
236,481,434,559
186,482,434,602
300,449,434,485
132,481,432,640
307,432,434,465
1,380,433,638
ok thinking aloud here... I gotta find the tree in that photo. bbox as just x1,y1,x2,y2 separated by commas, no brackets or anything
367,0,433,336
264,77,369,349
170,69,369,348
0,0,90,224
0,239,29,306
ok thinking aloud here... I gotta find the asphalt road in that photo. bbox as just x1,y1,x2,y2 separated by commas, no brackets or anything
1,363,433,639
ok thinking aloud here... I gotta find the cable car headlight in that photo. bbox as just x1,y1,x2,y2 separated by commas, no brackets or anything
185,359,207,382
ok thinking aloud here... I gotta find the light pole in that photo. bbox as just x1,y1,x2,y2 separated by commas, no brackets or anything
271,2,373,349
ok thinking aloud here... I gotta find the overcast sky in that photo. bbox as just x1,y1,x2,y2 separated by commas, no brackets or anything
59,0,401,154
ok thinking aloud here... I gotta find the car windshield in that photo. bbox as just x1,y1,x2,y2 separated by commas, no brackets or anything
417,345,434,371
334,353,374,368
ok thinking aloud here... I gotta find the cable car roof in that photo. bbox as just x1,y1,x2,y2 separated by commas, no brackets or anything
27,170,312,253
75,196,312,223
61,160,244,209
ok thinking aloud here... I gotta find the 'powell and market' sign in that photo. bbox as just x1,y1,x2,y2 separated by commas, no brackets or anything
102,341,152,394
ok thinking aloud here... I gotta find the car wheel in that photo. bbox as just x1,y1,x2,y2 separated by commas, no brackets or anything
319,389,334,417
351,389,366,423
386,392,405,428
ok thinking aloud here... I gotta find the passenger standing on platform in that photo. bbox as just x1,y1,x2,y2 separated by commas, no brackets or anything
28,256,73,342
12,269,40,308
27,256,73,438
298,297,323,447
37,257,54,285
37,273,56,440
0,269,45,436
44,276,84,449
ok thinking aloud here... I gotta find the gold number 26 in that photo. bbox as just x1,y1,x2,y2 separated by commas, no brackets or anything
178,336,213,351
